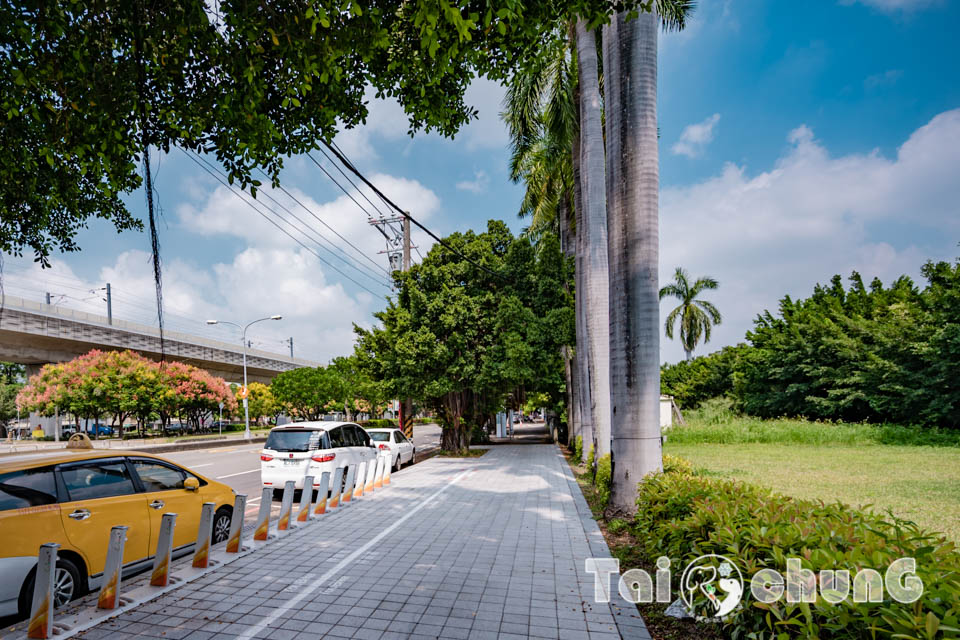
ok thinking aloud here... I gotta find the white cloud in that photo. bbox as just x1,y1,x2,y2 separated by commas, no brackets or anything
841,0,942,12
456,170,490,194
864,69,903,89
659,108,960,364
671,113,721,158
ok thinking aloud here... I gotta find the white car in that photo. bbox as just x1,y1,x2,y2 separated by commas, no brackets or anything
366,428,415,472
260,422,377,499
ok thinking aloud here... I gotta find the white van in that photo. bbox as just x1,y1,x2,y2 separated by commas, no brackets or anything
260,422,377,499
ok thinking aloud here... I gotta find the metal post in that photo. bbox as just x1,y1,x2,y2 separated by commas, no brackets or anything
241,330,250,441
225,495,246,553
27,543,58,639
296,476,313,523
253,487,272,541
150,513,177,586
277,481,295,531
97,526,127,609
105,282,112,325
192,502,215,568
402,214,411,271
313,472,331,516
45,292,51,306
328,467,344,509
288,337,294,359
218,402,223,437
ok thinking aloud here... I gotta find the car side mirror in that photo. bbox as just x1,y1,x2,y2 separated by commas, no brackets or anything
184,477,200,492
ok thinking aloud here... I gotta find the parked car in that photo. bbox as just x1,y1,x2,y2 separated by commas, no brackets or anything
365,428,415,472
0,443,236,619
85,424,113,437
260,422,377,500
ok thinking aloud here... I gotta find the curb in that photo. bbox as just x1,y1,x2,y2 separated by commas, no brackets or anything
122,436,268,454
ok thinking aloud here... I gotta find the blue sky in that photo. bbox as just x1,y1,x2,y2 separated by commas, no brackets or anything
4,0,959,366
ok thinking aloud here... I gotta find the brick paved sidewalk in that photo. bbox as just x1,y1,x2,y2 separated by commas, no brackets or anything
78,445,650,640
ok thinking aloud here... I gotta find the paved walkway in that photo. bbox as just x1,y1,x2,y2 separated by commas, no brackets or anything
77,445,650,640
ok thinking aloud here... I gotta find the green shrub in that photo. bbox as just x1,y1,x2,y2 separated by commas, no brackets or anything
573,435,583,461
661,453,694,475
595,454,611,509
359,419,398,429
586,444,595,472
470,424,490,445
632,472,960,639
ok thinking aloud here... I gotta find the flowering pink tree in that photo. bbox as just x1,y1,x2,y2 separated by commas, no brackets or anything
160,361,237,432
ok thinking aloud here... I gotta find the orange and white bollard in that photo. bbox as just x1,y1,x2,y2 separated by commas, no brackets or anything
342,465,356,503
383,454,392,485
253,487,273,541
296,476,313,523
225,494,246,553
277,481,295,531
150,513,177,586
328,467,344,509
26,543,58,639
97,526,128,609
353,461,366,498
313,471,331,516
374,453,386,489
192,502,215,568
364,456,377,493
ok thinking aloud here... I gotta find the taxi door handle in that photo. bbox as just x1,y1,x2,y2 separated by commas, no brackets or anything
149,500,165,510
68,509,91,520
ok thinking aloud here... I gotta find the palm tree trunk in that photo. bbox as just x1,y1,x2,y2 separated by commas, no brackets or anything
685,349,692,362
604,7,663,513
571,25,592,462
576,18,612,465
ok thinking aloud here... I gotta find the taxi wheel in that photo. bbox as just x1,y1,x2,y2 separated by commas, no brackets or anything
17,558,81,618
212,507,233,544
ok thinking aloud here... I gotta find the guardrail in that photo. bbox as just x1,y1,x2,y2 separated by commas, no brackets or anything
20,451,392,640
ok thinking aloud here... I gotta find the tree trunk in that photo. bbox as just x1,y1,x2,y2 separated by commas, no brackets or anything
576,19,612,465
572,40,592,463
563,345,577,448
604,8,663,514
685,349,692,362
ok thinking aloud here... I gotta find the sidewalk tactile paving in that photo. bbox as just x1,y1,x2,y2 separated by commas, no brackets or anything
74,444,649,639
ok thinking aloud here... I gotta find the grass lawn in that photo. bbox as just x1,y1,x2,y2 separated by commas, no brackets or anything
666,440,960,541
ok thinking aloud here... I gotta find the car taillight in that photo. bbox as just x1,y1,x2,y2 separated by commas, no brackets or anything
260,454,273,461
311,453,335,463
378,444,389,450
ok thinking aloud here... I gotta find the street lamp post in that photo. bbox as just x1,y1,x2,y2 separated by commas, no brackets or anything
207,315,282,440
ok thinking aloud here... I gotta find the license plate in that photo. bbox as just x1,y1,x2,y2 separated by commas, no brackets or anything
283,459,302,466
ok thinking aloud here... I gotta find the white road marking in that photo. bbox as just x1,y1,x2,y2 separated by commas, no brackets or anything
188,463,215,469
236,467,472,640
216,469,260,479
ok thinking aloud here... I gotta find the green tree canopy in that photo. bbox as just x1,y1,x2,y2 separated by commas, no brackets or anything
354,220,573,451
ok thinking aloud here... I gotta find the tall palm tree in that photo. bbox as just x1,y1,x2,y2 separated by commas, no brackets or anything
659,268,722,360
575,19,611,464
603,0,694,512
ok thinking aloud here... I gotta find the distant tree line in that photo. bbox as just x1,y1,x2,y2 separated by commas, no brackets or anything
662,258,960,428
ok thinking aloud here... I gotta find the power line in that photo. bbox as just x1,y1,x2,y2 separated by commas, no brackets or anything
257,171,391,278
320,141,510,282
182,151,388,297
312,147,388,219
304,153,392,242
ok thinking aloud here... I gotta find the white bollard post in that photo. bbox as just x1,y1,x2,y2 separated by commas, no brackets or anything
27,543,58,639
374,453,386,489
277,481,295,531
342,465,356,503
192,502,215,568
150,513,177,586
364,456,377,493
97,526,128,609
328,467,344,509
226,494,246,553
313,472,331,516
353,461,366,498
296,476,313,524
383,453,392,486
253,487,273,541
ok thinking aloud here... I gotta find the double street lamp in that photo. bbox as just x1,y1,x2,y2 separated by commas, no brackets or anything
207,315,282,440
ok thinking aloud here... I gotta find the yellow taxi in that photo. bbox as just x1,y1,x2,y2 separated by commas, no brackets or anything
0,437,236,618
